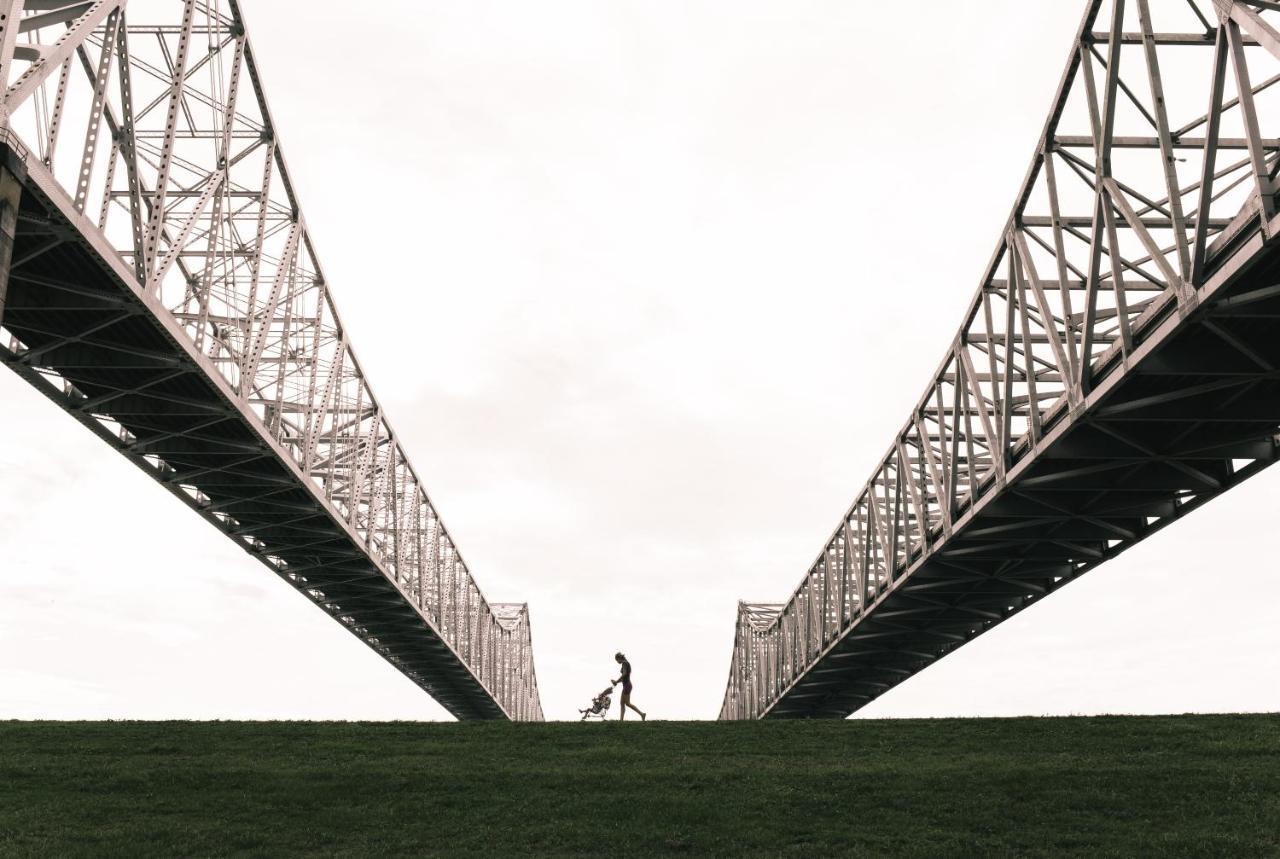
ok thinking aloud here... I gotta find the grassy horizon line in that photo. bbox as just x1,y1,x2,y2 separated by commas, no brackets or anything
3,714,1277,856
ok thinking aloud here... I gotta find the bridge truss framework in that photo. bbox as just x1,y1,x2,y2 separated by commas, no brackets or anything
0,0,542,720
722,0,1280,719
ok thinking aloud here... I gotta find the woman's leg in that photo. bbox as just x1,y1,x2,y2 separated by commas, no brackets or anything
619,690,630,721
623,692,646,720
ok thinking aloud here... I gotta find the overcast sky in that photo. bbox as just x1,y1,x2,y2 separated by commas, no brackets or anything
2,1,1277,722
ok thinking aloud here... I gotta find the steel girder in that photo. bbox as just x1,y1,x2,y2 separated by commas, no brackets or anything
721,0,1280,720
0,0,542,721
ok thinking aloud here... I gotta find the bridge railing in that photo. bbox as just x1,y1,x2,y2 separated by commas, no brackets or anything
721,0,1280,719
0,0,542,720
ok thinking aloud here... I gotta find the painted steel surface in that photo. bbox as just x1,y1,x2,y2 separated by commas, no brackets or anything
721,0,1280,719
0,0,542,721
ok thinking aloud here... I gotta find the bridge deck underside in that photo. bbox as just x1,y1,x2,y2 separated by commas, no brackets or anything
0,149,505,720
766,228,1280,719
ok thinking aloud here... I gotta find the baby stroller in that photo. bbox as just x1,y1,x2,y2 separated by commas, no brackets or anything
579,685,613,721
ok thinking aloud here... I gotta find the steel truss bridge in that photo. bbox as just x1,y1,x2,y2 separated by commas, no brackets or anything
722,0,1280,719
0,0,542,720
3,0,1275,727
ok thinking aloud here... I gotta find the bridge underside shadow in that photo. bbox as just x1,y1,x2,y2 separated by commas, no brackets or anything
770,231,1280,718
0,144,507,720
722,0,1280,720
0,0,543,721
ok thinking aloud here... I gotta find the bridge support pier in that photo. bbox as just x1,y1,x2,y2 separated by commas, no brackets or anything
0,160,22,331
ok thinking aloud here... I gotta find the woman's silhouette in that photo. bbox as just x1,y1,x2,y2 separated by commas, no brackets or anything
612,651,647,721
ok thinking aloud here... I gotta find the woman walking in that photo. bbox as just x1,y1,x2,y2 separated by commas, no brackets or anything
612,652,647,721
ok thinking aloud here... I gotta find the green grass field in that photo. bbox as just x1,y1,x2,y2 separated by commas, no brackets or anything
2,715,1277,857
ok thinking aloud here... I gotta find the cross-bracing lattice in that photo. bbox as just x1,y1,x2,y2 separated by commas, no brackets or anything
722,0,1280,719
0,0,542,720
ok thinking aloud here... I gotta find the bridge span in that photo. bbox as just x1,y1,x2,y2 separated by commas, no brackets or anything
0,0,542,720
721,0,1280,719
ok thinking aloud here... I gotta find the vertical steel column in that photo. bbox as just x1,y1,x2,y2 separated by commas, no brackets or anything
0,0,25,108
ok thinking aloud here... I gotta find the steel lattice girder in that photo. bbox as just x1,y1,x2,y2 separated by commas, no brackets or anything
720,0,1280,720
0,0,543,721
